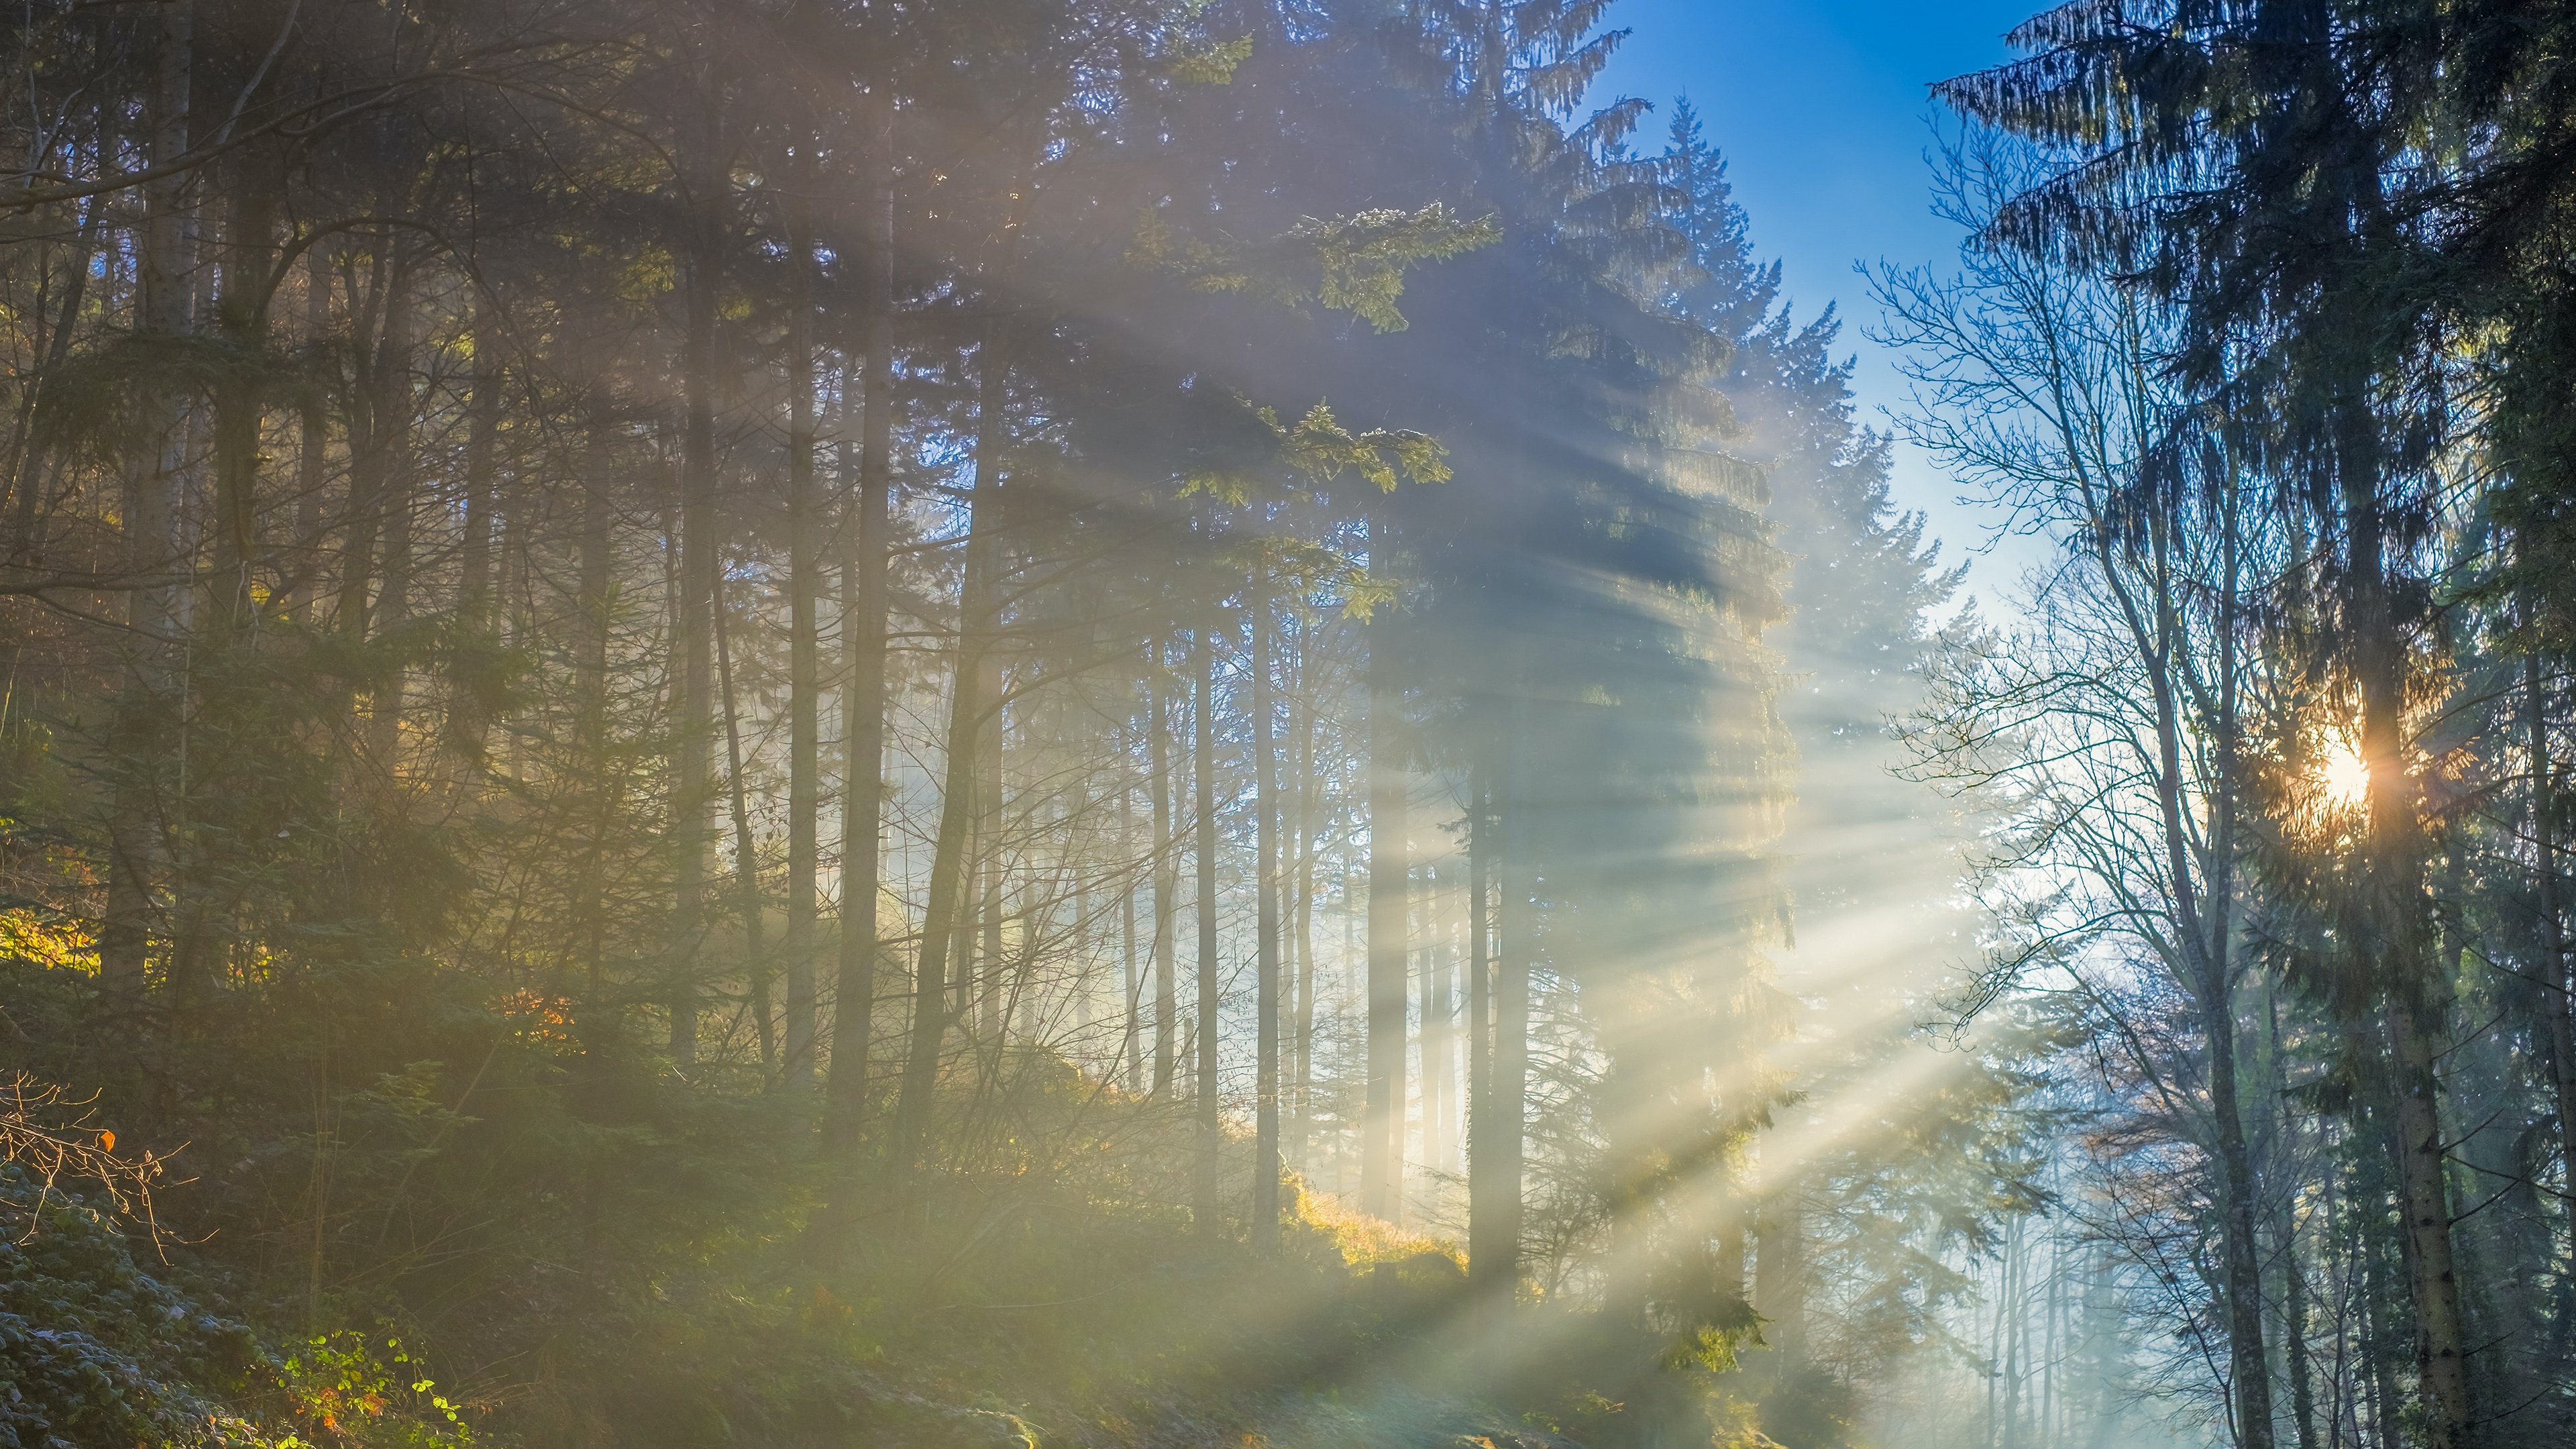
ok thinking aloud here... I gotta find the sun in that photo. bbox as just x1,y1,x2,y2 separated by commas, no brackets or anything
2318,739,2371,809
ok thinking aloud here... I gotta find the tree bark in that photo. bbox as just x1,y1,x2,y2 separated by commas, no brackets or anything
823,76,896,1160
2385,992,2469,1449
1478,728,1527,1299
1150,666,1177,1096
1291,681,1318,1169
455,292,501,634
209,148,274,633
102,0,193,996
782,173,820,1099
448,287,503,769
2527,651,2576,1276
1364,614,1407,1222
1193,616,1222,1230
366,286,415,770
2349,475,2469,1449
1252,564,1281,1252
714,578,771,1068
974,643,1006,1042
1466,761,1493,1262
890,317,1006,1171
572,426,614,1004
669,86,726,1070
287,248,328,627
1120,721,1143,1095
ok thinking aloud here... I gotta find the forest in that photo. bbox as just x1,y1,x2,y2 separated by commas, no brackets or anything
1,1,2573,1446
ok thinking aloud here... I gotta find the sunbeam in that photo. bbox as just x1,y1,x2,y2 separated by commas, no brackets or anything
0,3,2555,1448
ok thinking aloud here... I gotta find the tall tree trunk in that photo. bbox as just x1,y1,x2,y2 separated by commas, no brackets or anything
367,291,415,771
2202,491,2275,1449
2346,1043,2407,1449
715,580,771,1069
103,0,193,997
2348,480,2470,1449
1151,666,1177,1096
1121,721,1143,1094
669,90,726,1071
334,245,394,648
890,317,1006,1170
2114,468,2273,1449
975,646,1006,1042
448,288,503,770
1424,875,1452,1172
782,176,820,1099
2202,882,2270,1449
572,427,614,1004
2284,1155,2321,1449
1466,761,1493,1264
2528,651,2576,1275
1478,727,1527,1299
1291,682,1318,1169
2384,992,2467,1447
288,248,329,626
824,77,896,1159
1192,616,1222,1230
1252,564,1281,1252
1364,614,1407,1222
209,151,274,632
455,293,501,632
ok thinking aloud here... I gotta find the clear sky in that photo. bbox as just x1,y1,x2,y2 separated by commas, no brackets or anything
1587,1,2041,593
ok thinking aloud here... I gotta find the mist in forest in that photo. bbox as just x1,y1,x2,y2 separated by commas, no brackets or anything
3,3,2573,1448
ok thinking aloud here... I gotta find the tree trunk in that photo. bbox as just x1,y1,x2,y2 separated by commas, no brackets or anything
823,76,895,1160
714,579,771,1069
890,321,1006,1170
334,246,394,649
2206,969,2273,1449
1466,761,1493,1265
455,292,501,633
2527,652,2576,1275
1252,566,1281,1252
209,150,274,633
365,287,415,770
2285,1184,2321,1449
2385,993,2469,1449
1193,616,1222,1230
974,646,1006,1042
782,176,820,1099
2118,467,2273,1449
1291,683,1318,1170
1121,721,1143,1095
1150,667,1177,1096
102,0,193,996
2349,479,2470,1449
1478,732,1527,1299
448,287,503,771
1364,614,1407,1222
288,248,328,627
669,89,725,1069
572,427,614,1004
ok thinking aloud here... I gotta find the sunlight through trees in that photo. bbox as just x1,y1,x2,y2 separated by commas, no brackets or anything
3,3,2575,1448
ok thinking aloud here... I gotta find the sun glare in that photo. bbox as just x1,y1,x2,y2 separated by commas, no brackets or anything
2320,739,2371,808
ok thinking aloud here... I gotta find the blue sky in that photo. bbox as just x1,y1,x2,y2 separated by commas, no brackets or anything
1587,1,2039,590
